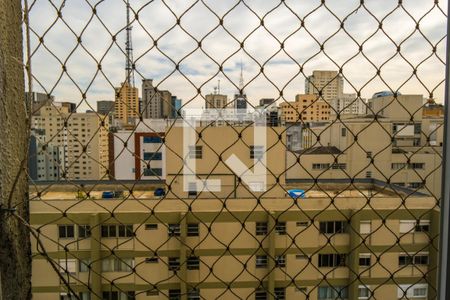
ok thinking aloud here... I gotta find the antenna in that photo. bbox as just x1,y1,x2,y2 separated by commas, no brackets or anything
125,0,135,87
218,79,221,94
239,59,244,95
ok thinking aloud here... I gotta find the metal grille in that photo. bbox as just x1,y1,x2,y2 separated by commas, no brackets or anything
14,0,448,299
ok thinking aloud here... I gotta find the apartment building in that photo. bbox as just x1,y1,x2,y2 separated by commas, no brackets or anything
279,94,331,123
30,182,438,300
32,103,110,180
288,94,443,198
110,119,167,180
205,93,228,109
305,70,344,103
165,125,287,199
114,82,139,126
28,128,64,181
329,93,366,116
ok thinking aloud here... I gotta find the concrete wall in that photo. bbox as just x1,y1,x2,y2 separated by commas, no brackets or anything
0,0,31,298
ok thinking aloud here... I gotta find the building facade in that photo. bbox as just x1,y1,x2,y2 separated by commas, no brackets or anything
32,103,110,180
305,70,344,103
114,82,139,126
205,93,228,109
279,94,331,123
30,183,438,300
330,93,366,116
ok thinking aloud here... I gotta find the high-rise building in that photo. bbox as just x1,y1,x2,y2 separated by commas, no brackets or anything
114,81,139,126
330,93,366,116
60,101,77,113
205,93,228,109
160,90,172,118
26,91,55,115
97,100,115,116
28,128,64,181
141,79,174,119
171,96,182,118
279,94,331,123
305,70,344,102
32,103,110,180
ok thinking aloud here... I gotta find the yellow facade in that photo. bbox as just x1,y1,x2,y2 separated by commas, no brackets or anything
280,94,331,122
114,82,139,125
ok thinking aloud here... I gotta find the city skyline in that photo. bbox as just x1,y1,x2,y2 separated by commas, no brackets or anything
27,0,447,113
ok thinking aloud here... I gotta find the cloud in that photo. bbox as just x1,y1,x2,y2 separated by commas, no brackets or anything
25,0,448,112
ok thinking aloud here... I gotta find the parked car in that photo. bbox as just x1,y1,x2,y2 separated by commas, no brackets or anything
287,189,305,199
154,188,166,197
102,191,123,199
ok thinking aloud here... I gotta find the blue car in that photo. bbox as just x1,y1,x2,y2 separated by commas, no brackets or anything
154,188,166,197
287,189,305,199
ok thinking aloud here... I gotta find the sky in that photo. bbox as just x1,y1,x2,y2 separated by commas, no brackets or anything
25,0,448,112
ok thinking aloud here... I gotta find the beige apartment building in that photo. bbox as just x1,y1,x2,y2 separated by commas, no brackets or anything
114,82,139,126
30,182,438,300
279,94,331,123
205,93,228,109
32,103,110,180
290,94,443,198
305,70,344,103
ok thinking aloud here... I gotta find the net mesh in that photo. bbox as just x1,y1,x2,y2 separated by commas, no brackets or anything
15,0,448,299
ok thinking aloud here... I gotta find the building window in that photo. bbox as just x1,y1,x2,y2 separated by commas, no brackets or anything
319,221,347,234
365,171,372,178
146,290,159,296
188,145,202,159
331,163,346,170
169,289,181,300
274,287,285,300
408,182,424,189
58,225,75,238
400,220,430,234
392,162,407,170
256,222,268,236
143,152,162,160
318,286,348,300
312,163,330,170
101,224,133,238
397,284,427,298
318,254,346,267
358,285,371,299
275,255,286,267
341,128,347,137
256,255,268,268
143,136,162,143
187,289,200,300
409,162,425,169
398,253,429,266
275,222,286,235
145,257,158,263
101,258,134,272
187,256,200,270
168,224,181,237
143,168,163,176
78,225,91,238
359,254,371,267
255,288,267,300
58,259,77,274
250,145,264,159
168,257,180,271
188,182,197,197
79,259,91,272
145,224,158,230
366,151,372,158
415,220,430,232
102,292,135,300
360,221,371,234
296,221,309,227
296,254,308,260
187,223,199,236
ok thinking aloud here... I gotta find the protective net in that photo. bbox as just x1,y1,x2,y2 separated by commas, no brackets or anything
18,0,448,299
